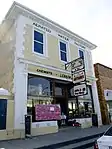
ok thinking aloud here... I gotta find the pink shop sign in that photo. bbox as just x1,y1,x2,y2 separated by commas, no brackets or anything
35,104,61,121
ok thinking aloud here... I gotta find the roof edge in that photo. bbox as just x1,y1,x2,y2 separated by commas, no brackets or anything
94,63,112,70
3,1,97,50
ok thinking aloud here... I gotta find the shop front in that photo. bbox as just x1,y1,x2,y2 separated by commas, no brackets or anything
27,74,69,128
27,71,94,129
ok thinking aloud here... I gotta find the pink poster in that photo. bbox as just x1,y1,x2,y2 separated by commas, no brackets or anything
35,104,61,121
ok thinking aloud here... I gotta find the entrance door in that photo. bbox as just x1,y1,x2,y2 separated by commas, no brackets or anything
0,99,7,130
56,97,67,115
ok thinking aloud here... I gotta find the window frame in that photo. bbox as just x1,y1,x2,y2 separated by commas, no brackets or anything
59,40,69,63
79,48,84,59
32,28,46,57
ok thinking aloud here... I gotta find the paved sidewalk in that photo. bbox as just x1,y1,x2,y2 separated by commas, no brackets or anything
0,125,110,149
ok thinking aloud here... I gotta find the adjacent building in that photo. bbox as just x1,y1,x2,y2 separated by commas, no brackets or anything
94,63,112,125
0,1,102,140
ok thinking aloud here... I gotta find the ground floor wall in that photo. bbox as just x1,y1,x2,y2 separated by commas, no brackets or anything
0,96,58,140
8,59,102,140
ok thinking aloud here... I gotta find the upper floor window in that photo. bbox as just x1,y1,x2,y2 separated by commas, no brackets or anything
79,49,84,58
60,41,67,62
34,30,44,54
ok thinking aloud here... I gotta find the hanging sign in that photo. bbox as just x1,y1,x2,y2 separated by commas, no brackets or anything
71,58,84,72
74,83,87,96
73,70,86,84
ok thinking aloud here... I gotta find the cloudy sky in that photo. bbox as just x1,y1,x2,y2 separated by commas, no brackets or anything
0,0,112,67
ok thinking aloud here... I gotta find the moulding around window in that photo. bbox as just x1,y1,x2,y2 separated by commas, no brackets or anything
58,39,69,64
32,27,48,58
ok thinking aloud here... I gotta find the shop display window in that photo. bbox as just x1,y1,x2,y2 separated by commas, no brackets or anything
27,75,53,97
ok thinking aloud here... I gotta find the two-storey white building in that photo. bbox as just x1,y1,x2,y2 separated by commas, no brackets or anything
0,1,102,140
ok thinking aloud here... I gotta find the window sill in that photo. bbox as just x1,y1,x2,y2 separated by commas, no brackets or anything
33,51,49,59
60,59,68,64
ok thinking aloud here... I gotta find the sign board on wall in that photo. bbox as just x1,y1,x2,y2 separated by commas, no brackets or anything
35,104,61,121
74,83,87,96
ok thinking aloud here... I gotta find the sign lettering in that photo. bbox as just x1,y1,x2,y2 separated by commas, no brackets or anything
74,83,87,96
33,22,51,33
36,68,71,79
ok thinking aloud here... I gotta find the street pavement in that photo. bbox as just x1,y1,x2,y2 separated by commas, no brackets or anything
0,125,110,149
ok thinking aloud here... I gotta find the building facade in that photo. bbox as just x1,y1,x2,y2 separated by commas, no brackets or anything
94,63,112,125
0,1,102,140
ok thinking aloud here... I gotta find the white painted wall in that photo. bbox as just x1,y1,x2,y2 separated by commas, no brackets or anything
14,60,28,129
14,15,28,129
92,81,102,126
32,121,57,128
13,14,101,129
87,49,102,126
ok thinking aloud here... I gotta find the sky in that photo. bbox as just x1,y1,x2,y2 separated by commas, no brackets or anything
0,0,112,67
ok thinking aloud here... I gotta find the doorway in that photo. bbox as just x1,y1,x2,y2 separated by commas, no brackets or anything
55,97,67,115
0,99,7,130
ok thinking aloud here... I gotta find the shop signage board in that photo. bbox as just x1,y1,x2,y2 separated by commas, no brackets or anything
74,83,87,96
65,57,87,97
71,58,84,72
35,104,61,121
72,70,86,84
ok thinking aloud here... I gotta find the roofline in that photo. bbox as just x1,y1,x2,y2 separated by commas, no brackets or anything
3,1,97,50
94,63,112,71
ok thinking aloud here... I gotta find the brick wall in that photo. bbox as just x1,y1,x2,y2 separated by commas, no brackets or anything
94,63,112,124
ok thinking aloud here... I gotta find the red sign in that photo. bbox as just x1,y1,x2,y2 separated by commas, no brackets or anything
35,104,61,121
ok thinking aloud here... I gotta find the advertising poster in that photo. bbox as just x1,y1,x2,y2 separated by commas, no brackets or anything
35,104,61,121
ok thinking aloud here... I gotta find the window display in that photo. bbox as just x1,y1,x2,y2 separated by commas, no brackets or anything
68,85,93,118
28,75,53,97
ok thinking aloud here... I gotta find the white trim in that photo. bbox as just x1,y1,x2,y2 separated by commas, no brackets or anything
29,71,72,82
18,58,97,82
32,27,47,57
58,39,69,63
18,57,71,74
78,48,84,58
0,88,10,96
32,121,57,128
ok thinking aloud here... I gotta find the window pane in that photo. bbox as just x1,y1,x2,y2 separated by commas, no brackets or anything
28,76,53,96
79,50,84,58
61,51,67,61
60,42,66,52
34,31,43,43
55,87,63,96
34,41,43,54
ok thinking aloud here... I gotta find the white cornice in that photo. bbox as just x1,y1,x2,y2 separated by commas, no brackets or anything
3,1,97,50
